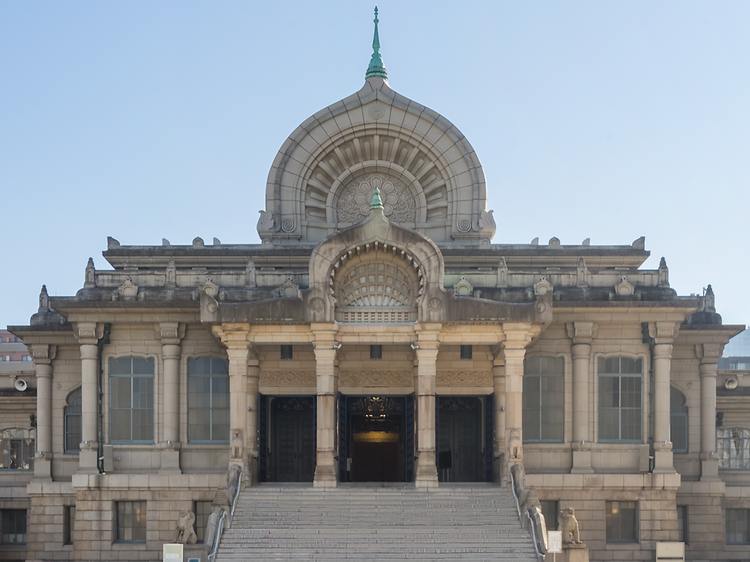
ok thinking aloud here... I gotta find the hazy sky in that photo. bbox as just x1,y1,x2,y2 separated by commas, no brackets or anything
2,1,748,330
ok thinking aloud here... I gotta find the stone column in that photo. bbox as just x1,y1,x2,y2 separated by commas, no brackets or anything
246,348,260,484
30,345,56,480
414,324,441,488
220,327,250,476
312,324,339,488
697,343,722,481
650,322,678,474
492,350,505,483
156,322,184,474
502,323,536,479
76,323,100,473
652,343,674,473
567,322,596,474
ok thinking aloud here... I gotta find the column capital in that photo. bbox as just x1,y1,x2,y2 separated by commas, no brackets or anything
29,344,57,366
74,322,102,344
653,342,673,358
502,323,540,349
566,322,597,344
695,343,723,364
571,342,591,358
154,322,185,345
214,324,251,348
648,321,680,344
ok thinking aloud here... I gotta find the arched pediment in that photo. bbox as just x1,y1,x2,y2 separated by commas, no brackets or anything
258,77,495,246
305,205,446,324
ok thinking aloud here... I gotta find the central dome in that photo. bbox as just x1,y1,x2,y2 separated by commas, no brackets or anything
257,15,494,247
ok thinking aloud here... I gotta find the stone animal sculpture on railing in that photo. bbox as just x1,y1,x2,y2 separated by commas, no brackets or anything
174,509,197,544
559,507,582,544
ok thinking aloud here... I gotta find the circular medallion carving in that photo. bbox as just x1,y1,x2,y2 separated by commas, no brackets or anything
368,103,385,120
281,219,295,232
536,302,547,313
309,297,325,313
55,383,62,390
457,219,472,232
428,297,442,311
337,174,416,224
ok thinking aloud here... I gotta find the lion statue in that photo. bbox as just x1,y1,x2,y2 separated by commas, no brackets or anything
558,507,581,544
174,509,197,544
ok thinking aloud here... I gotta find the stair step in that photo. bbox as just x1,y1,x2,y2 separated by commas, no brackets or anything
216,485,537,561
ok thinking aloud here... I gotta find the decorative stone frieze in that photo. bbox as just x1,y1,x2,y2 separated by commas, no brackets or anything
262,370,317,386
340,370,412,387
436,370,492,386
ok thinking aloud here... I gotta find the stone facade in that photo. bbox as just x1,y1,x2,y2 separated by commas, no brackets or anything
3,18,749,562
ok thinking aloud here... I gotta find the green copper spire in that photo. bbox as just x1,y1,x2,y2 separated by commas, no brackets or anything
370,187,384,210
365,6,388,79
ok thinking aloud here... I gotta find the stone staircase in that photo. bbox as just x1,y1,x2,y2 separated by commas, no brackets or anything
216,483,539,561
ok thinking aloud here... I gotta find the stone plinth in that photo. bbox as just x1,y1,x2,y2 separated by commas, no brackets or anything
559,543,589,562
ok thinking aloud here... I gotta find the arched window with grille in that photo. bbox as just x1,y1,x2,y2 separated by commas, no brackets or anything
64,387,82,454
670,387,688,453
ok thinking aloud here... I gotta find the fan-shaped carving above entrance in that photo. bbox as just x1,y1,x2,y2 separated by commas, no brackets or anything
333,248,420,324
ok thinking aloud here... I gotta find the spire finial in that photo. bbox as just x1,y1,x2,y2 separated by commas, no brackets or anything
366,6,388,79
370,187,384,210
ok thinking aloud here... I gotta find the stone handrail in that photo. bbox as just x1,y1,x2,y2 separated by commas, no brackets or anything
511,463,548,559
206,464,244,561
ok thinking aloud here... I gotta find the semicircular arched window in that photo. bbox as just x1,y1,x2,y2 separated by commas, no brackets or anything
64,387,82,454
670,387,688,453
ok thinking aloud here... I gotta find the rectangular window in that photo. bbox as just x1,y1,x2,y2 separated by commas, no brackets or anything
370,345,382,360
523,356,564,442
460,345,472,360
718,428,750,470
194,501,212,544
109,357,154,443
115,501,146,542
280,345,293,360
64,506,76,545
188,358,230,443
598,357,643,442
677,505,688,545
726,508,750,545
606,500,638,543
540,500,558,533
1,510,27,545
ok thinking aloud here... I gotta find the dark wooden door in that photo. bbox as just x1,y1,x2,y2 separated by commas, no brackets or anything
272,397,315,482
437,397,481,482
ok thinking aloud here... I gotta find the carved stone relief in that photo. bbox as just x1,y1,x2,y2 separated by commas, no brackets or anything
436,371,493,386
339,370,412,387
261,371,316,386
337,174,416,225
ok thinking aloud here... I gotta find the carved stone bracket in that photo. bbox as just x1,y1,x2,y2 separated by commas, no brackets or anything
566,322,597,344
74,322,102,344
29,344,57,365
154,322,186,345
648,321,680,343
695,343,723,364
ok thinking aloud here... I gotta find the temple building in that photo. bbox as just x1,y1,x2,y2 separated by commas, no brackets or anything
3,11,749,562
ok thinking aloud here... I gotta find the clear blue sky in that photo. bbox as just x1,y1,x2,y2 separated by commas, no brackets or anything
1,1,748,328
